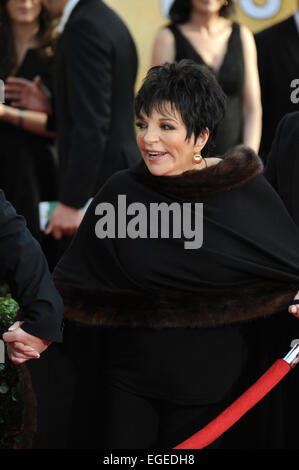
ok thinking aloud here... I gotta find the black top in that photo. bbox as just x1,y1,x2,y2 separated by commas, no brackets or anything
54,148,299,298
167,22,245,156
255,16,299,161
0,47,58,242
264,112,299,226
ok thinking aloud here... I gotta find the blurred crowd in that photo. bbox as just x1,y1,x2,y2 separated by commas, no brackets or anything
0,0,298,269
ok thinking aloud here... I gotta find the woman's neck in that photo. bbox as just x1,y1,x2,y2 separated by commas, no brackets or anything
12,21,40,49
188,10,223,34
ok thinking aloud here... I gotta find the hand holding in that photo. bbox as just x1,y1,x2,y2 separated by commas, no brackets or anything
2,321,51,365
5,75,52,114
45,203,83,239
288,292,299,319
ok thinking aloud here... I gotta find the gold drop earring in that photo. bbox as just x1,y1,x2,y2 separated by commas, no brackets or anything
193,153,203,164
223,0,228,5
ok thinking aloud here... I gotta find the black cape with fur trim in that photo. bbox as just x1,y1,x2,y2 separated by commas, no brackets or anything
53,146,299,328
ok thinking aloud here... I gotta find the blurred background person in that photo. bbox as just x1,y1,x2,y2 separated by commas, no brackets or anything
6,0,141,243
0,187,64,364
247,112,299,449
5,0,141,248
264,111,299,225
0,0,59,270
4,0,141,449
151,0,262,156
255,0,299,162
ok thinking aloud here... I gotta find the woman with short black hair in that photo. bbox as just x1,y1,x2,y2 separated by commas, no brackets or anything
53,60,299,449
135,60,226,158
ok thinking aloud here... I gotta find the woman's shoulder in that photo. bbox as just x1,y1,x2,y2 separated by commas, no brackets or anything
154,24,176,46
239,23,255,43
237,23,258,62
151,25,176,66
105,166,138,186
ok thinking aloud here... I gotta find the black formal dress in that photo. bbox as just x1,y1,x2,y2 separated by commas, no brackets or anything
0,47,59,269
255,16,299,162
167,22,244,156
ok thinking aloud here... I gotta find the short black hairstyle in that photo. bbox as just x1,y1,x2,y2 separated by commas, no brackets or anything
135,60,226,157
169,0,235,24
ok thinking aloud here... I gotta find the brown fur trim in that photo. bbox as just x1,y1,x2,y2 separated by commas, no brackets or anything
143,145,263,197
56,281,298,328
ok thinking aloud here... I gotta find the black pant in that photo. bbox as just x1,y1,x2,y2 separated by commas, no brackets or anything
99,382,226,449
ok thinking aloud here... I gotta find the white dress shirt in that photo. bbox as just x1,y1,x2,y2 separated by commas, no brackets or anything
294,10,299,34
56,0,81,33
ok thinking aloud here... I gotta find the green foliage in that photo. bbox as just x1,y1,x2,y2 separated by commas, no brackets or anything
0,291,25,449
0,293,19,331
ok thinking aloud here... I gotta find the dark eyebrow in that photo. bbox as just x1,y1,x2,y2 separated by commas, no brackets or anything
136,112,147,120
158,117,178,123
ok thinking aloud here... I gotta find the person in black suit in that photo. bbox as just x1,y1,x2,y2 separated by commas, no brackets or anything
255,2,299,162
4,0,141,448
0,188,65,449
264,111,299,226
6,0,141,242
0,189,63,363
248,113,299,449
47,0,140,240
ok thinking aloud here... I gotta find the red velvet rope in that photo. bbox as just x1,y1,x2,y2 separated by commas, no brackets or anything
174,359,291,449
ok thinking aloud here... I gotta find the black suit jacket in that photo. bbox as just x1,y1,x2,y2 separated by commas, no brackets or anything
264,112,299,227
53,0,141,208
255,16,299,161
0,190,64,342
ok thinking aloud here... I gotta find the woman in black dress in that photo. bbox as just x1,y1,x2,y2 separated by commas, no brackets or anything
0,0,59,269
151,0,262,156
52,61,299,449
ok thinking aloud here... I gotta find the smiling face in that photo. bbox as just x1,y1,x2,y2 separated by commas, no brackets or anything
136,103,209,177
6,0,42,24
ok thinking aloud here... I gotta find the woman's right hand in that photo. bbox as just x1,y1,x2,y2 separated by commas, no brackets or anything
2,321,50,365
5,75,52,114
288,291,299,318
